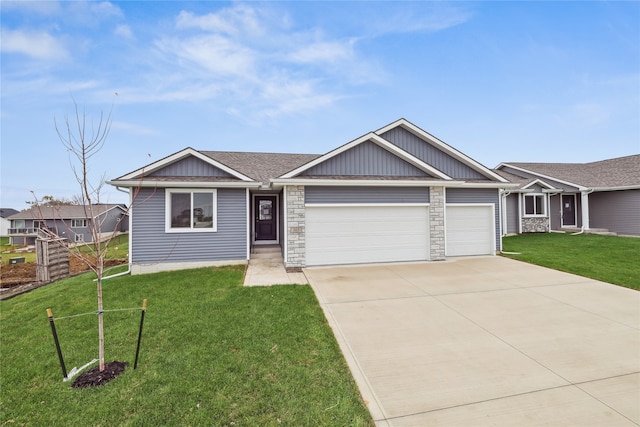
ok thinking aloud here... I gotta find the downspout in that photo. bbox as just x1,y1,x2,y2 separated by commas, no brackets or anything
575,189,594,235
499,189,511,237
101,186,132,280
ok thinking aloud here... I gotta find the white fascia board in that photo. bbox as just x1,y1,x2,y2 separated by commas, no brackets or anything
498,163,586,191
116,147,254,182
279,132,452,180
376,119,509,183
444,181,521,189
521,178,557,190
270,178,462,187
590,185,640,192
107,179,262,189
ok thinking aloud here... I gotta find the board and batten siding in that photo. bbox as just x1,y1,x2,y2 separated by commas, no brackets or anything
301,140,429,177
446,188,501,250
380,127,486,180
305,186,430,204
131,188,247,264
589,189,640,236
149,156,234,178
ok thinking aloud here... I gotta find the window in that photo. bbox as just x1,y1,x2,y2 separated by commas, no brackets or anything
71,219,88,228
524,194,546,216
166,189,217,232
34,220,46,229
75,234,85,242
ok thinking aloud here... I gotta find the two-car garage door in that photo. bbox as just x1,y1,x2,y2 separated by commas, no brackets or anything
304,204,495,266
305,205,429,266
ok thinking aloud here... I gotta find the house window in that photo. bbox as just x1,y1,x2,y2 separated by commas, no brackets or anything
524,194,546,216
34,220,46,229
166,189,217,232
71,219,88,228
75,234,85,242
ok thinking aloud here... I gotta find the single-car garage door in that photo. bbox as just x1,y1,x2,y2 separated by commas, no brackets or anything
306,205,429,266
446,205,494,256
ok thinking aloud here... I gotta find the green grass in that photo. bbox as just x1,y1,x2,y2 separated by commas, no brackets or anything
0,266,373,426
502,233,640,290
1,234,129,265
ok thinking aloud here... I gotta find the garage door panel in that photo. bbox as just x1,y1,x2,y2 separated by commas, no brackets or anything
446,205,494,257
306,206,429,266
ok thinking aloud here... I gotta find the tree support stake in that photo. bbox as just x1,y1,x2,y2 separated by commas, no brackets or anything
47,308,67,380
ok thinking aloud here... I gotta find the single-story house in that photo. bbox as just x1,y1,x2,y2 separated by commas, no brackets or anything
496,154,640,236
1,208,19,237
109,118,519,274
7,204,129,245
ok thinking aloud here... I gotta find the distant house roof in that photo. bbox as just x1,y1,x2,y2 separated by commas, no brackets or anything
498,154,640,190
0,208,19,218
7,204,126,220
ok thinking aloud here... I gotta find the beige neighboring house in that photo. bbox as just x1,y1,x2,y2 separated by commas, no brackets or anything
496,154,640,236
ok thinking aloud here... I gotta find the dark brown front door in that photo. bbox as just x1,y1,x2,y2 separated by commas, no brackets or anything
562,195,576,226
255,196,277,241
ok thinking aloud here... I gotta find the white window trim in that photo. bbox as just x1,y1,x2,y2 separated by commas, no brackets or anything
75,234,85,242
165,188,218,233
71,219,88,228
523,193,547,217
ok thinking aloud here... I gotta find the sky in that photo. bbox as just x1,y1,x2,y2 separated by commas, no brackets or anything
1,1,639,211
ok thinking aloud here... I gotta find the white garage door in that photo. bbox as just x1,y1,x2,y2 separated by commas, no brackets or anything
306,205,429,266
446,205,494,256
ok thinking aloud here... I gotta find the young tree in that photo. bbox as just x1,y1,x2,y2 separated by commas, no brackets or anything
55,99,120,372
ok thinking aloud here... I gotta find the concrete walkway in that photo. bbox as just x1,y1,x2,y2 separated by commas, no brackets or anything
305,257,640,426
243,246,307,286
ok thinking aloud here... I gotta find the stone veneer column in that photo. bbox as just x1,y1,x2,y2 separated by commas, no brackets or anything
285,185,306,269
429,186,446,261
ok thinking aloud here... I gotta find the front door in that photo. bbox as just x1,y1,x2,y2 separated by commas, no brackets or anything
255,196,277,242
562,194,576,227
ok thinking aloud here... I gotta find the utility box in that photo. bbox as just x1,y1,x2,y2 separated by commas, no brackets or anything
9,257,25,264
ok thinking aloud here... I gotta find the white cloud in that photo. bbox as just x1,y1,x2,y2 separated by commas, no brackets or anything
176,5,265,37
0,28,69,60
289,39,355,64
114,24,134,40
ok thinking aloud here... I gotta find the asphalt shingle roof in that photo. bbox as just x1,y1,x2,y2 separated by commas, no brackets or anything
504,154,640,188
199,151,321,184
8,204,125,220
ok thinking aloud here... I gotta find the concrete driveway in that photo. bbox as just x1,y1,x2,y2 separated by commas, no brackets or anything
304,257,640,426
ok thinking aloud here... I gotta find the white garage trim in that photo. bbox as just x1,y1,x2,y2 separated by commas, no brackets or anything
445,204,495,256
305,204,430,266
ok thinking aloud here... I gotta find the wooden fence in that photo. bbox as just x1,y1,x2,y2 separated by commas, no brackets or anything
36,236,69,282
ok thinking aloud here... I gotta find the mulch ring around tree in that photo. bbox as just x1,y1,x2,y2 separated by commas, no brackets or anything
72,361,128,388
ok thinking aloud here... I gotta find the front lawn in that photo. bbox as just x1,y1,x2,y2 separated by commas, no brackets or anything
0,266,373,426
502,233,640,290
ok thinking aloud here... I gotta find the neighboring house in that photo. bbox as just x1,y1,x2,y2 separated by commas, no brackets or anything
496,154,640,236
1,208,19,237
7,204,129,245
109,118,518,274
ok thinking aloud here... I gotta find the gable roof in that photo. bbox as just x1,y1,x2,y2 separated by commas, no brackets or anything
8,204,126,220
279,131,454,180
498,154,640,190
1,208,19,218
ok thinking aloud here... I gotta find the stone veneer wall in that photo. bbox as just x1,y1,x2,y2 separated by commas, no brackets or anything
522,217,549,233
285,185,306,268
429,186,445,261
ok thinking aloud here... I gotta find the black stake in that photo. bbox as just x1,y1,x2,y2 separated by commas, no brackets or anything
134,299,147,369
47,308,67,380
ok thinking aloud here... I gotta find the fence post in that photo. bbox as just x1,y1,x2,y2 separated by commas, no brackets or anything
47,308,67,380
134,299,147,369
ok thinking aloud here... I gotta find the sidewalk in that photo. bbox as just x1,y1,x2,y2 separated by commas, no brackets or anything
243,246,307,286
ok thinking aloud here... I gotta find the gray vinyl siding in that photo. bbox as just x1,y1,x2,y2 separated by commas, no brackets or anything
131,187,247,264
446,188,501,250
589,189,640,236
305,186,430,204
96,208,127,234
550,195,562,230
149,156,234,178
505,194,519,234
380,127,486,179
301,140,429,177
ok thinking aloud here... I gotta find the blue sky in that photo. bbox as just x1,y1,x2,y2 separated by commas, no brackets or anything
2,1,639,210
